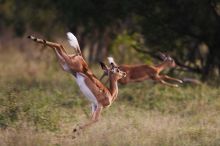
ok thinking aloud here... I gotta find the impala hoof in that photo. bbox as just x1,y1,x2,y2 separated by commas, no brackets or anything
72,124,83,139
73,128,77,134
72,127,80,133
27,35,35,39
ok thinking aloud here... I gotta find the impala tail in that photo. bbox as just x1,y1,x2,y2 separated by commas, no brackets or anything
67,32,82,56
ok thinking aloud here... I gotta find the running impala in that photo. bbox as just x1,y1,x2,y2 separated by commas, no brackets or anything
28,33,126,132
100,55,183,87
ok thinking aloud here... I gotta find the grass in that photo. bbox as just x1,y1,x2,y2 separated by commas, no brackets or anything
0,48,220,146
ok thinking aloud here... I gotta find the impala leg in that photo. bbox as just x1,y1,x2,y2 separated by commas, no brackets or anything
52,48,68,71
73,105,103,133
28,35,67,52
161,75,183,83
27,35,70,59
159,80,179,87
28,35,73,64
155,76,179,87
82,105,103,129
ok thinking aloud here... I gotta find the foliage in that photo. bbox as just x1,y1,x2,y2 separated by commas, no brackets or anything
110,31,150,64
1,0,220,79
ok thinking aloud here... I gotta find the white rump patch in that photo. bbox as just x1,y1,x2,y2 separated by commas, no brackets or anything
75,73,98,106
67,32,80,50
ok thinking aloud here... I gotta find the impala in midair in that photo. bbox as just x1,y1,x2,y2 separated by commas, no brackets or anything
28,33,126,132
100,55,183,87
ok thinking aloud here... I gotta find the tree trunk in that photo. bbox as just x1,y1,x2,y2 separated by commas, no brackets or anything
202,36,220,80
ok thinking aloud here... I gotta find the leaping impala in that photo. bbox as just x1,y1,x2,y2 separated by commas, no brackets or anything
100,54,183,87
28,33,126,131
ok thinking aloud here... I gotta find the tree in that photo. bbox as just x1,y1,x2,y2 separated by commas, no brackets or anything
0,0,219,79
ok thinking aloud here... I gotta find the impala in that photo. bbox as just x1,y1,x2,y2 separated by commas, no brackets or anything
28,33,126,132
100,55,183,87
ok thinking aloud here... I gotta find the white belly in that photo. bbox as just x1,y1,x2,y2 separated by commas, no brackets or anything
75,73,98,105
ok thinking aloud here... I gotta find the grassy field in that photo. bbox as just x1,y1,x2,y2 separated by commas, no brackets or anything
0,48,220,146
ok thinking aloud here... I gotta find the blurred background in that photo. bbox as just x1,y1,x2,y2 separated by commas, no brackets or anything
0,0,220,146
1,0,220,81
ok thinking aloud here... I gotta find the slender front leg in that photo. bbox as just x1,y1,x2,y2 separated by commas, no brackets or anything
73,104,103,133
154,76,178,87
161,75,183,83
159,80,179,87
81,105,103,129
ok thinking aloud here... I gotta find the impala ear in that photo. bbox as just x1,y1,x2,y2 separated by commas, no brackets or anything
110,62,116,69
99,62,108,71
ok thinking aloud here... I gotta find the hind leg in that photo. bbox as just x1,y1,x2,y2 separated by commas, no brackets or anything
28,35,72,62
28,35,76,71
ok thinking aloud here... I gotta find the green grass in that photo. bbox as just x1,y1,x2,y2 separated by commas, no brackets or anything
0,49,220,146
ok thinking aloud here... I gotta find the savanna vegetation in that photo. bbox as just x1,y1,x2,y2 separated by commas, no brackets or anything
0,41,219,146
0,0,220,146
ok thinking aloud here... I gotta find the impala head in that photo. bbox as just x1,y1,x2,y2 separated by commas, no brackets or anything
159,52,176,67
99,62,126,81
